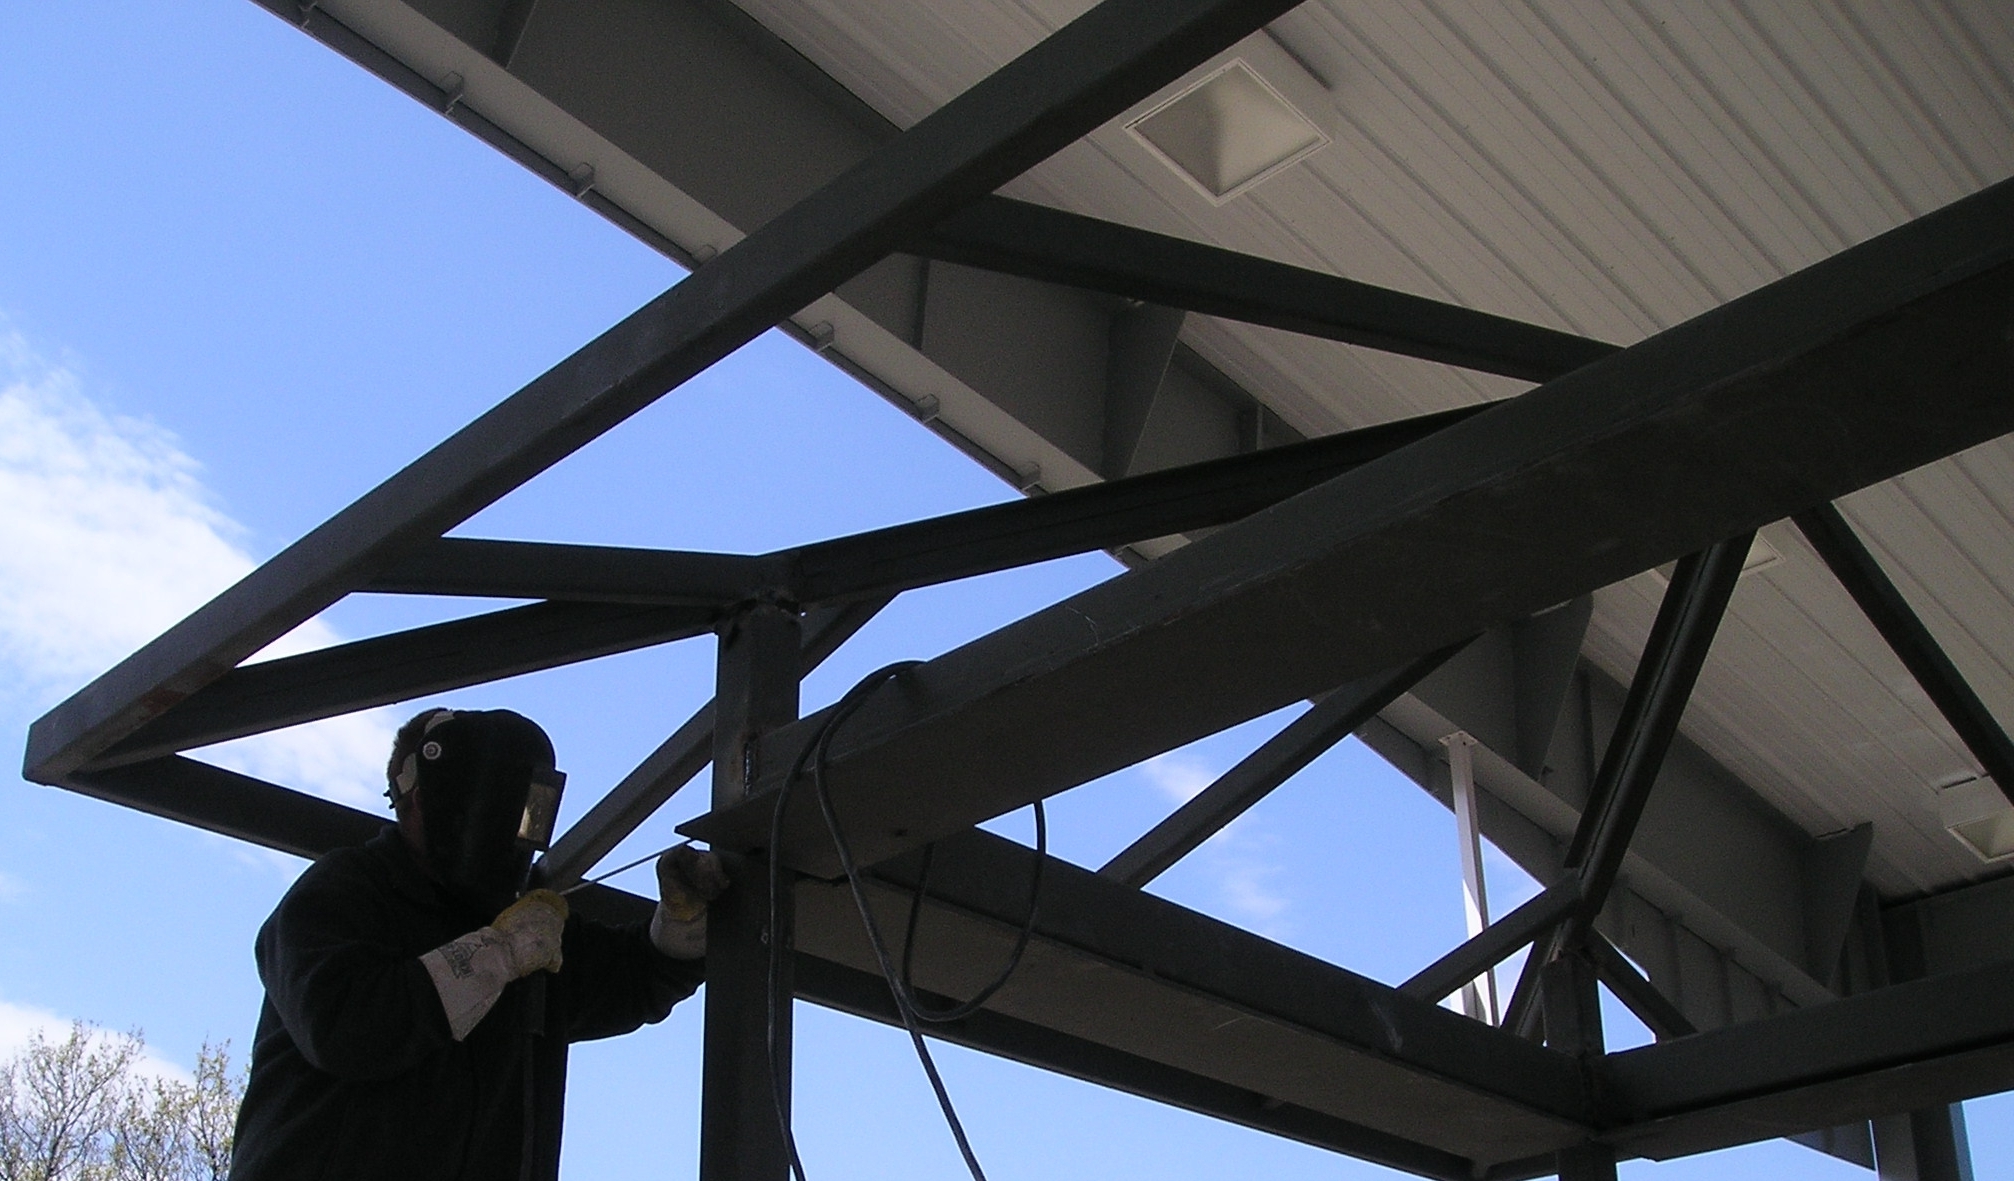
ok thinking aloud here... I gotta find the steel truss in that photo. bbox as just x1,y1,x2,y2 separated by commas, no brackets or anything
24,0,2014,1175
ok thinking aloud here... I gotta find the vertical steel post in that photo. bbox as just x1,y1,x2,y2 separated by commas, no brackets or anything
1872,904,1979,1181
701,602,802,1181
1442,732,1498,1023
1873,1107,1975,1181
1543,949,1615,1181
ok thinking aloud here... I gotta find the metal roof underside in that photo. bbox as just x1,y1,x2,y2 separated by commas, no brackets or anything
731,0,2014,900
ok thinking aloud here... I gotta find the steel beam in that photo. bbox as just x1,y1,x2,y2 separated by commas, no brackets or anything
74,754,1591,1166
1507,535,1750,1036
1400,881,1580,1005
911,196,1620,383
355,405,1488,612
793,955,1479,1181
65,754,384,860
90,601,719,769
1564,536,1751,934
825,829,1593,1161
691,179,2014,874
366,538,781,605
89,760,1469,1181
786,405,1485,605
1100,643,1465,888
345,407,1484,609
1603,958,2014,1160
573,870,1490,1180
540,598,887,887
1587,934,1694,1043
78,754,2014,1172
1794,502,2014,803
25,0,1308,783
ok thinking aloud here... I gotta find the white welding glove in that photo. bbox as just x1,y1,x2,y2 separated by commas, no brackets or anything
420,889,569,1041
650,845,729,960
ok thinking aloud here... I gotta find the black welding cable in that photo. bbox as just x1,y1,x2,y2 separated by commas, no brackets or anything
761,660,1046,1181
807,663,986,1180
898,799,1045,1024
763,661,927,1181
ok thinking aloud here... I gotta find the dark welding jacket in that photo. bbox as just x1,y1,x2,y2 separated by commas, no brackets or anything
229,826,703,1181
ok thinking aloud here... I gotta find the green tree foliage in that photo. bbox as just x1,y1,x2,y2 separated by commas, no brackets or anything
0,1023,242,1181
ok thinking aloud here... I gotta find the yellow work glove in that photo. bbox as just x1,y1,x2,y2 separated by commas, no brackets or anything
493,888,570,976
651,844,728,959
421,888,570,1041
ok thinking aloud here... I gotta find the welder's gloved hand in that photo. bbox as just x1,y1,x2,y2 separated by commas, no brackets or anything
651,844,728,960
494,889,569,974
420,889,570,1041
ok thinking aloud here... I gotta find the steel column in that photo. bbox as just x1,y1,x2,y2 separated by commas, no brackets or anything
701,604,802,1181
540,597,886,886
1445,732,1499,1024
1542,950,1615,1181
1871,887,1980,1181
1873,1106,1975,1181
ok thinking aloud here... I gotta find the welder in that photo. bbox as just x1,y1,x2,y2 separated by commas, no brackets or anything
229,707,727,1180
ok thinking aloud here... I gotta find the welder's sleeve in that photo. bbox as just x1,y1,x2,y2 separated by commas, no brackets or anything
551,918,706,1043
255,874,454,1080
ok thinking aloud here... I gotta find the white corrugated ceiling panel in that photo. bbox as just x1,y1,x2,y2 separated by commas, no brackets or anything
733,0,2014,894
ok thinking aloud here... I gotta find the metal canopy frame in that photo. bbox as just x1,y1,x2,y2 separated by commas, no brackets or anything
24,0,2014,1176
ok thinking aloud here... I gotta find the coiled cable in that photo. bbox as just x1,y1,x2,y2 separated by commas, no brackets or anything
765,660,1046,1181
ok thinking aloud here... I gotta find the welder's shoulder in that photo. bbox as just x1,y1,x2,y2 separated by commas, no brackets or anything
298,832,389,885
271,829,408,918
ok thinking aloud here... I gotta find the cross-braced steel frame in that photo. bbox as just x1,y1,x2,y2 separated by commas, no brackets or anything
23,0,2014,1177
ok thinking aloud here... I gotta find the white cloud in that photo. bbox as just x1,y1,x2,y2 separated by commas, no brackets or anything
1136,752,1292,938
0,998,190,1084
0,868,24,903
0,328,393,811
1200,826,1297,939
1141,752,1216,805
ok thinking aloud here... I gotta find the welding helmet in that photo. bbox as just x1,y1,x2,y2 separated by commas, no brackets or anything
389,709,567,912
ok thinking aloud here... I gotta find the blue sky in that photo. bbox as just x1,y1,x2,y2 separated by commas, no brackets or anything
0,3,1999,1178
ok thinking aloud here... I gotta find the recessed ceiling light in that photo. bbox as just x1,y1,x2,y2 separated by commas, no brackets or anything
1127,59,1329,204
1937,776,2014,862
